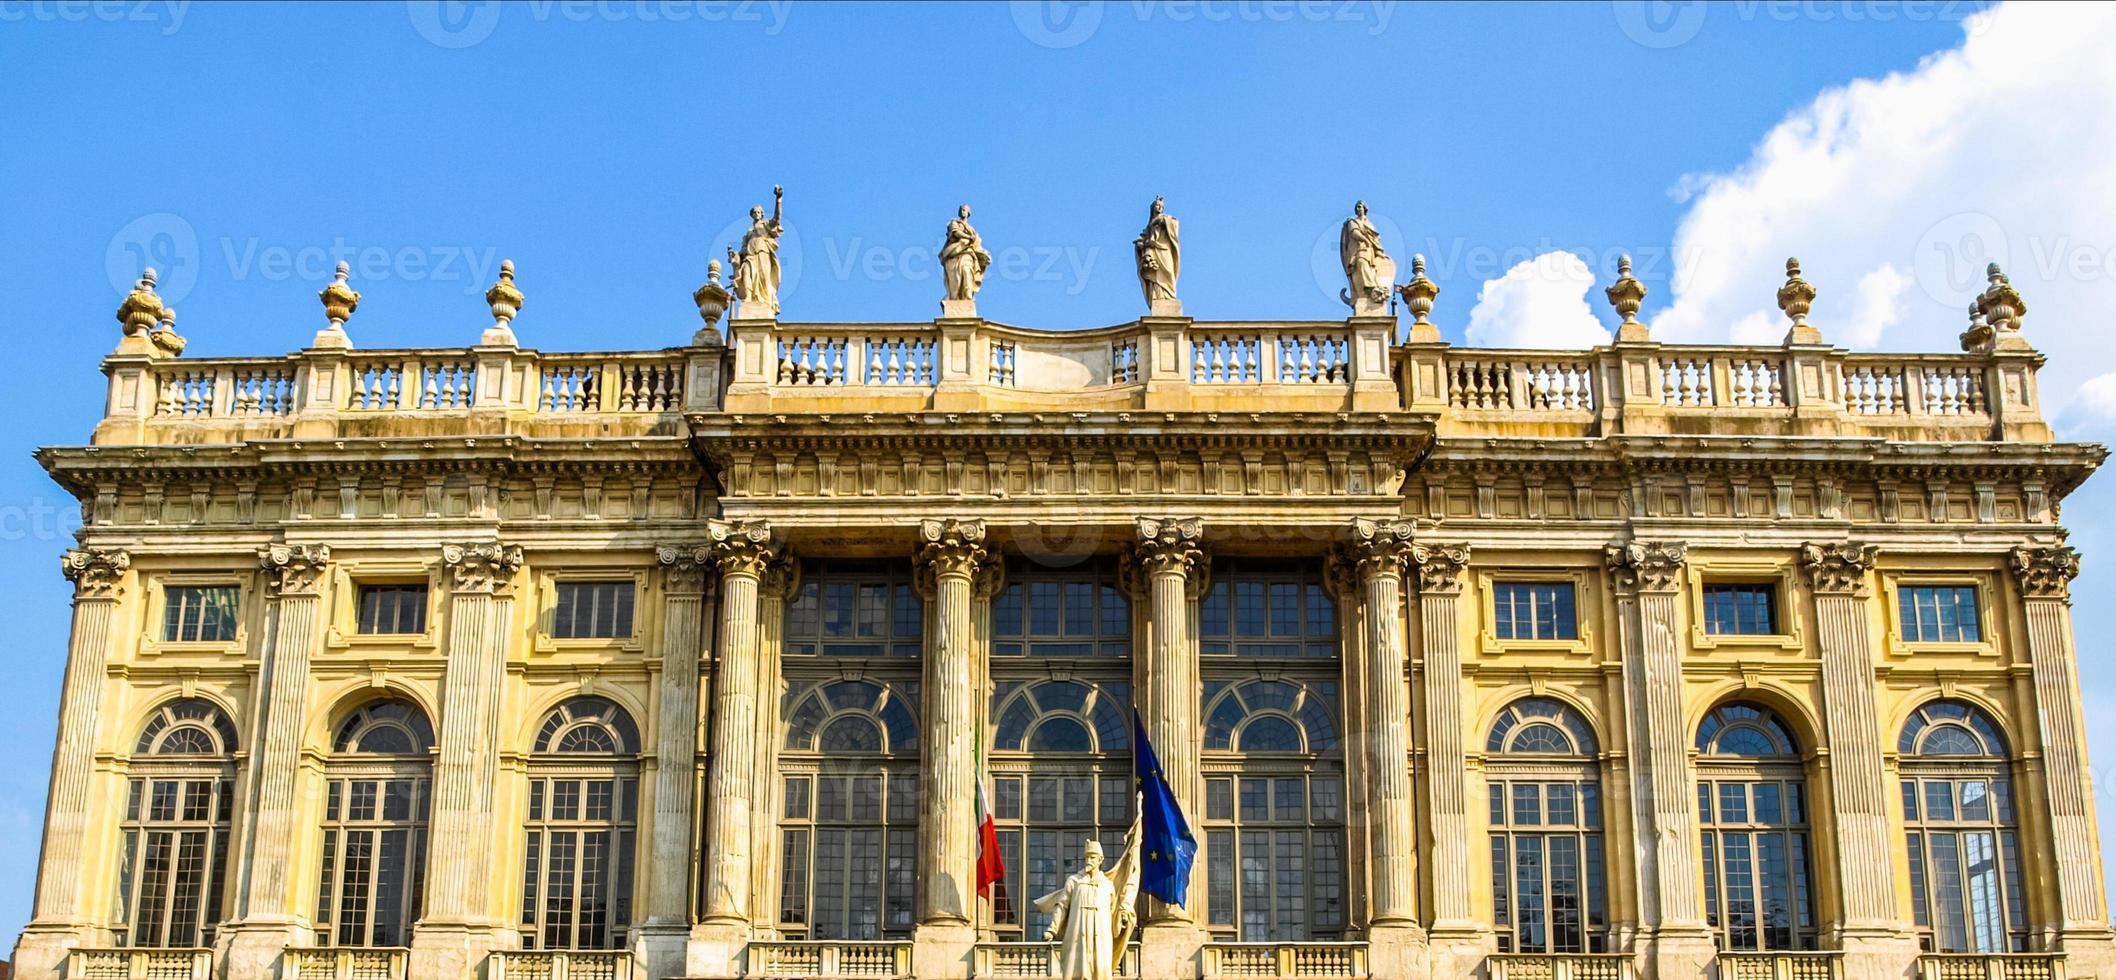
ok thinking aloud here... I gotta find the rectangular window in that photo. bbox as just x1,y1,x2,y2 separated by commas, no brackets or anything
1198,561,1337,657
782,563,922,657
1492,583,1577,641
357,585,429,635
990,562,1130,658
1899,585,1982,643
164,586,240,643
1202,773,1347,941
1703,584,1777,635
551,581,635,640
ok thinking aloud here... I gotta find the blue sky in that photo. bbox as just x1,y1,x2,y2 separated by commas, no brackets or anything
6,0,2115,949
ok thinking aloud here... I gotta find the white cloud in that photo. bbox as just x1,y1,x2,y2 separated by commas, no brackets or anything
1464,251,1613,350
1651,2,2116,420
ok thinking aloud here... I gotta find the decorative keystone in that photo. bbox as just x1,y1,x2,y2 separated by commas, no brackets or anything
692,259,733,346
316,261,360,348
116,268,165,337
483,259,523,346
1397,254,1439,327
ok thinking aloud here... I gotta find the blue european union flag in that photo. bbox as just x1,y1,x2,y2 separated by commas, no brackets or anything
1133,708,1198,907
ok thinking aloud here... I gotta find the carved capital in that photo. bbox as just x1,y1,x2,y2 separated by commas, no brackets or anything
1800,542,1879,596
916,518,989,581
707,518,779,578
1129,517,1206,579
1410,542,1472,595
1605,541,1688,594
656,544,714,596
761,553,804,602
62,547,131,600
2011,542,2080,601
259,544,331,597
442,542,524,594
1348,518,1417,581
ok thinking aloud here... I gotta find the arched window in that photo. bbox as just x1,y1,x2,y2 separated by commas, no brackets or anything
1201,665,1348,942
988,678,1134,940
1899,700,2026,953
316,697,433,947
118,698,238,948
1695,701,1815,952
521,697,641,951
1485,698,1608,954
777,679,920,940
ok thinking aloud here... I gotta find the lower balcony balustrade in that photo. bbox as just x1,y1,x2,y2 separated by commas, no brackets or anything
62,948,214,980
1198,941,1369,979
489,949,635,980
278,946,411,980
970,941,1141,977
744,940,913,978
1486,952,1638,980
1918,953,2067,980
1716,951,1844,980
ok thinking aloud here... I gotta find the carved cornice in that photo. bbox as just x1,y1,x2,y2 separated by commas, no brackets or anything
259,543,331,597
442,542,524,594
1800,542,1880,596
1605,541,1688,594
707,518,779,578
1348,517,1417,581
62,547,130,600
1129,517,1206,581
2011,542,2080,601
656,544,714,596
1410,542,1471,595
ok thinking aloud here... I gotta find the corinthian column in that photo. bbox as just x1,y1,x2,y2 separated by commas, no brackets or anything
1347,521,1433,979
1127,518,1211,977
690,519,778,979
412,542,523,978
2009,544,2114,944
225,546,332,976
913,519,987,980
636,545,713,979
750,555,800,935
1606,541,1714,976
14,549,129,977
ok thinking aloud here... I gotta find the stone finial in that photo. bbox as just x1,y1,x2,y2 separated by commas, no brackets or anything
149,306,188,357
1977,262,2025,332
116,267,165,337
315,261,360,349
1779,256,1821,346
1960,297,1992,353
1397,253,1439,329
482,259,523,346
1605,255,1648,340
692,259,732,347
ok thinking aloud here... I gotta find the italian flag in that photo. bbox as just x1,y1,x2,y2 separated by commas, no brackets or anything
975,734,1006,901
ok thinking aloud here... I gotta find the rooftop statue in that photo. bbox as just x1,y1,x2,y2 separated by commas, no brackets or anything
941,203,992,306
1339,199,1395,316
1134,195,1181,314
730,185,785,319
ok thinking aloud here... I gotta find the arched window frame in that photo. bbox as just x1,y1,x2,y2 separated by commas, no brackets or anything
520,696,642,951
1694,701,1817,953
1483,697,1609,954
775,677,922,941
316,696,434,948
1897,699,2029,953
985,677,1135,940
118,698,240,949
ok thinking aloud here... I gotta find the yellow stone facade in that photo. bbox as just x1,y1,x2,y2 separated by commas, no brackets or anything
14,259,2115,980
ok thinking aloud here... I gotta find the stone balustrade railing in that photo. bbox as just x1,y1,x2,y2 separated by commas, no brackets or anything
1486,952,1639,980
488,950,634,980
744,940,913,978
92,315,2049,445
63,947,215,980
970,941,1141,977
1918,953,2068,980
1716,951,1845,980
1198,941,1370,978
279,947,410,980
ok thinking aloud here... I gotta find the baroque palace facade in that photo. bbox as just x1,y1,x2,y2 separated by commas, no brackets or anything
13,236,2116,980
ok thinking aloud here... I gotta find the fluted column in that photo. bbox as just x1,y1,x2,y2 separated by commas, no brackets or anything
1343,521,1419,926
1324,553,1370,935
17,549,130,972
1607,541,1715,974
409,542,522,978
749,555,800,934
636,545,714,976
1125,518,1212,978
911,519,987,980
2010,544,2111,934
690,519,778,978
1405,537,1470,931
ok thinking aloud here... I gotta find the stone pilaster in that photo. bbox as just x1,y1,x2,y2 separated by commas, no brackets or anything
1606,541,1715,979
1127,517,1211,979
224,545,332,978
2009,543,2116,973
412,542,523,980
1323,552,1370,939
1406,536,1476,979
912,519,988,980
689,519,778,980
635,545,714,979
13,549,130,979
1343,521,1432,980
1800,543,1916,979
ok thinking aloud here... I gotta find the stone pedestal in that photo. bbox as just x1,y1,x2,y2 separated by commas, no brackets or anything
1835,932,1920,980
1644,930,1717,980
629,923,690,980
911,922,978,980
12,925,98,980
410,923,508,980
1138,922,1208,980
685,921,750,980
